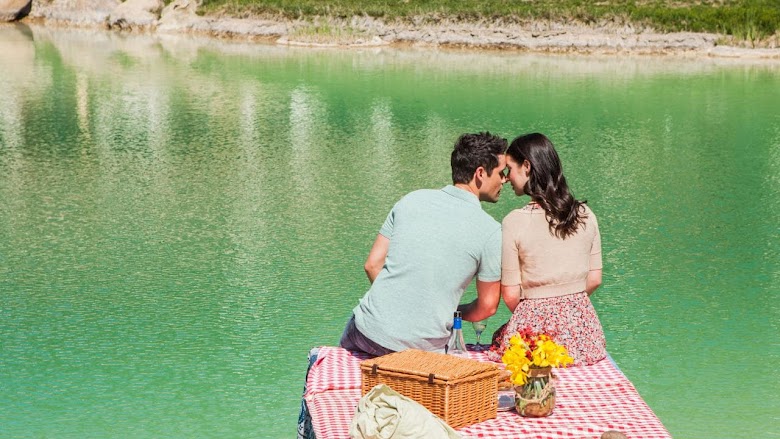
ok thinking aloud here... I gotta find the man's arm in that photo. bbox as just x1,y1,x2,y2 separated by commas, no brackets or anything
364,234,390,283
458,279,501,322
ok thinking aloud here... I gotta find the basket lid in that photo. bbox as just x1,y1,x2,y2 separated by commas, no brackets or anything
360,349,498,381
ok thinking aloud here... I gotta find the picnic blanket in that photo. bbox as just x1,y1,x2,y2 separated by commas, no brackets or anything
300,346,671,439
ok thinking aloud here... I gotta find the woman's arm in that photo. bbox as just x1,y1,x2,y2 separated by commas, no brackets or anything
586,269,602,296
501,284,522,313
500,214,523,313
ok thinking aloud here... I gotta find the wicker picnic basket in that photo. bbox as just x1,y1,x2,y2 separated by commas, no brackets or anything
360,349,499,429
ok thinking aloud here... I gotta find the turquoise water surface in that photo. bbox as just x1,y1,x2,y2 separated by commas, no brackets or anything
1,23,778,438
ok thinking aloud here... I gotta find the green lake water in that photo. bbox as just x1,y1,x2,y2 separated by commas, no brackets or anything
1,23,778,438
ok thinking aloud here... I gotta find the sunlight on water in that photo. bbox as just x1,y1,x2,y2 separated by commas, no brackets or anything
1,23,779,438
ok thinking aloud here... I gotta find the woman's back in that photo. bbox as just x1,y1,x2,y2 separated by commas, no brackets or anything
490,132,607,366
501,203,601,300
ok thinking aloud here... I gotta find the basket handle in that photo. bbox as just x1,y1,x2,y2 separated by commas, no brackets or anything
369,366,437,383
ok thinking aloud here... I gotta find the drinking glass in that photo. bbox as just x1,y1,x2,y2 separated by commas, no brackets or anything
471,319,489,351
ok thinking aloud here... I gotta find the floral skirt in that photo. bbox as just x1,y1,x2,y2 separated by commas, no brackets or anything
487,292,607,366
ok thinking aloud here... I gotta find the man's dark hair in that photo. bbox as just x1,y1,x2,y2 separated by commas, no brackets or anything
451,132,508,184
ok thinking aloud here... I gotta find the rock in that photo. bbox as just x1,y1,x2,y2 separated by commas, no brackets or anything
29,0,121,26
0,0,31,21
157,0,206,33
108,0,163,30
210,18,288,38
160,0,198,18
601,431,629,439
0,23,35,78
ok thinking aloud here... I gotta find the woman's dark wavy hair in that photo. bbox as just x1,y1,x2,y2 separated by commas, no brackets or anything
451,132,508,184
507,133,587,239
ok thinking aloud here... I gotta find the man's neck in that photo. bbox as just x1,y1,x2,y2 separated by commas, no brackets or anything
453,183,480,199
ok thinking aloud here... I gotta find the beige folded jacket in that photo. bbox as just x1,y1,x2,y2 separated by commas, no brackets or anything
350,384,463,439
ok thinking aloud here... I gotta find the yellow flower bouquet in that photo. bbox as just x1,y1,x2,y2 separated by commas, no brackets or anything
502,332,574,385
501,331,573,417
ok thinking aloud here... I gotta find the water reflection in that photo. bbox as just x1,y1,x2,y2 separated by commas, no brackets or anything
368,98,395,186
289,86,323,191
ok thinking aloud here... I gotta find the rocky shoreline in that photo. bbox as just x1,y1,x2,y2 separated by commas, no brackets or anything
4,0,780,60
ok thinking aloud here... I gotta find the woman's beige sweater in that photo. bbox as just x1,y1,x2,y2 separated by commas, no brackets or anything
501,203,602,299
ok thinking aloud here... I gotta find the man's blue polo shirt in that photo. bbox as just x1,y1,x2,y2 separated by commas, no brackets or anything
352,185,502,353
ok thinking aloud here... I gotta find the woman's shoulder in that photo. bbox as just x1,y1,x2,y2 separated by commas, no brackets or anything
502,205,546,233
508,202,546,214
503,205,535,221
578,203,599,228
581,202,597,215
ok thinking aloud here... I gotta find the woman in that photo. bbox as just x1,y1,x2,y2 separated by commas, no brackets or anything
487,133,606,366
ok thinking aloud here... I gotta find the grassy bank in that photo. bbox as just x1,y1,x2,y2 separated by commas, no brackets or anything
201,0,780,43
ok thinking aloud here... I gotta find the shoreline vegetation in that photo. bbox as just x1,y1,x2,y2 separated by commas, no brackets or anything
14,0,780,58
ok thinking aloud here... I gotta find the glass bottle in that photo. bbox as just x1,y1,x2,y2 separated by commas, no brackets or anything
446,311,469,358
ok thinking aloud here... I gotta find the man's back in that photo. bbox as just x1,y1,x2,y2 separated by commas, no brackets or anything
352,185,501,352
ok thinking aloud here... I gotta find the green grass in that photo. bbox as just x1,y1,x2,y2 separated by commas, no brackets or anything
200,0,780,42
286,20,372,44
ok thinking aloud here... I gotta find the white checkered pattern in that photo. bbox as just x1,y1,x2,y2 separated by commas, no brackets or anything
304,347,670,439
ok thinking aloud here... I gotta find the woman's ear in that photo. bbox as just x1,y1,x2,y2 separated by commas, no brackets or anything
523,160,531,176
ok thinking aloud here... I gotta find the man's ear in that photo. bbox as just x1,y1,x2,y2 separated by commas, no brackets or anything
474,166,486,186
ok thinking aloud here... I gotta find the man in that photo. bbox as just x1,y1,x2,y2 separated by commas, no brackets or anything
339,132,508,356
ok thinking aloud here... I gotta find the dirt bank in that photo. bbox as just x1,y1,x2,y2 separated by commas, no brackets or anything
18,0,780,60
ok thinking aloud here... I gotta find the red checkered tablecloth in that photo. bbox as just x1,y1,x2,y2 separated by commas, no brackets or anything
304,346,671,439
